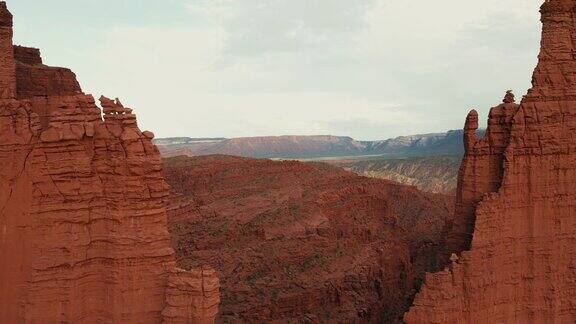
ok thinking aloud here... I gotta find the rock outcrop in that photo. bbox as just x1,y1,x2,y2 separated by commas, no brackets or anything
0,2,218,323
329,155,461,195
444,91,519,256
406,0,576,322
164,155,453,323
14,44,82,99
162,268,220,324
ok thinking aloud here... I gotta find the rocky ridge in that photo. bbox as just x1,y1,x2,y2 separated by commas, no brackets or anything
329,155,460,195
406,1,576,322
164,155,453,323
0,3,218,323
156,130,480,160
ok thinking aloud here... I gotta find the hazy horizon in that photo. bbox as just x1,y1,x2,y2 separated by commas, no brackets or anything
154,129,468,141
10,0,541,141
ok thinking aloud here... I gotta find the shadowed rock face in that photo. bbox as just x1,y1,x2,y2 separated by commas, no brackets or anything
14,44,82,99
0,2,218,323
164,155,453,323
406,0,576,322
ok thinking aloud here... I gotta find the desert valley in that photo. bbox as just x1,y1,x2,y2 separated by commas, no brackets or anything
2,0,576,323
156,131,466,195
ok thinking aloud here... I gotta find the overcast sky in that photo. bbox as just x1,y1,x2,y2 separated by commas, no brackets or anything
9,0,542,140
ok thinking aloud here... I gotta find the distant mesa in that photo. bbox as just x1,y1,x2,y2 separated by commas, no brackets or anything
155,130,485,160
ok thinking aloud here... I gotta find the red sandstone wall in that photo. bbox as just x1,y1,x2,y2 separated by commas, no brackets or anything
406,1,576,322
162,268,221,324
0,2,219,323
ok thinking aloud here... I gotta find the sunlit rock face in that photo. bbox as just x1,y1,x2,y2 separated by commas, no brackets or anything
406,1,576,322
0,2,219,323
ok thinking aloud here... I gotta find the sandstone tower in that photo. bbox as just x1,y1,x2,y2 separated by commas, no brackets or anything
406,0,576,322
0,3,219,323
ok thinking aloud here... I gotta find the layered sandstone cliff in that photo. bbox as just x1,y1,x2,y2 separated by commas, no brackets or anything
406,0,576,322
0,2,218,323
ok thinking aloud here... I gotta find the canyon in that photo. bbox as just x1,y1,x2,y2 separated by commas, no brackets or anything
406,0,576,322
163,155,453,323
157,133,467,195
1,0,571,323
0,2,218,323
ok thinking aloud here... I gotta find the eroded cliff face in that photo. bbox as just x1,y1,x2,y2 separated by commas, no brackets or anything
0,2,218,323
443,91,519,258
406,0,576,322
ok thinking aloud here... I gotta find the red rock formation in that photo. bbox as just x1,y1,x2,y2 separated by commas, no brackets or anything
164,155,453,323
0,1,15,98
444,91,519,256
0,2,218,323
406,0,576,322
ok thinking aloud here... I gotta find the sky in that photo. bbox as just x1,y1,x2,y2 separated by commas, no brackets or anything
8,0,542,140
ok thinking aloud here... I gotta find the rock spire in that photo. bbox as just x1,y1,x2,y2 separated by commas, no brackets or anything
0,2,219,323
406,1,576,322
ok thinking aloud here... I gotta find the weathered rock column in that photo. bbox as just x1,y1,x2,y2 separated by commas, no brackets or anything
0,1,15,98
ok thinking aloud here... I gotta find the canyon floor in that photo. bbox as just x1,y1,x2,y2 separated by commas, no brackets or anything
164,155,454,323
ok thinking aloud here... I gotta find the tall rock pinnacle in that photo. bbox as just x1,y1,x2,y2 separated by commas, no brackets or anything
0,2,219,323
406,0,576,322
0,2,15,98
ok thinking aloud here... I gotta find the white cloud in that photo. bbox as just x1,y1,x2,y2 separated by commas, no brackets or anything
26,0,544,140
185,0,376,56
